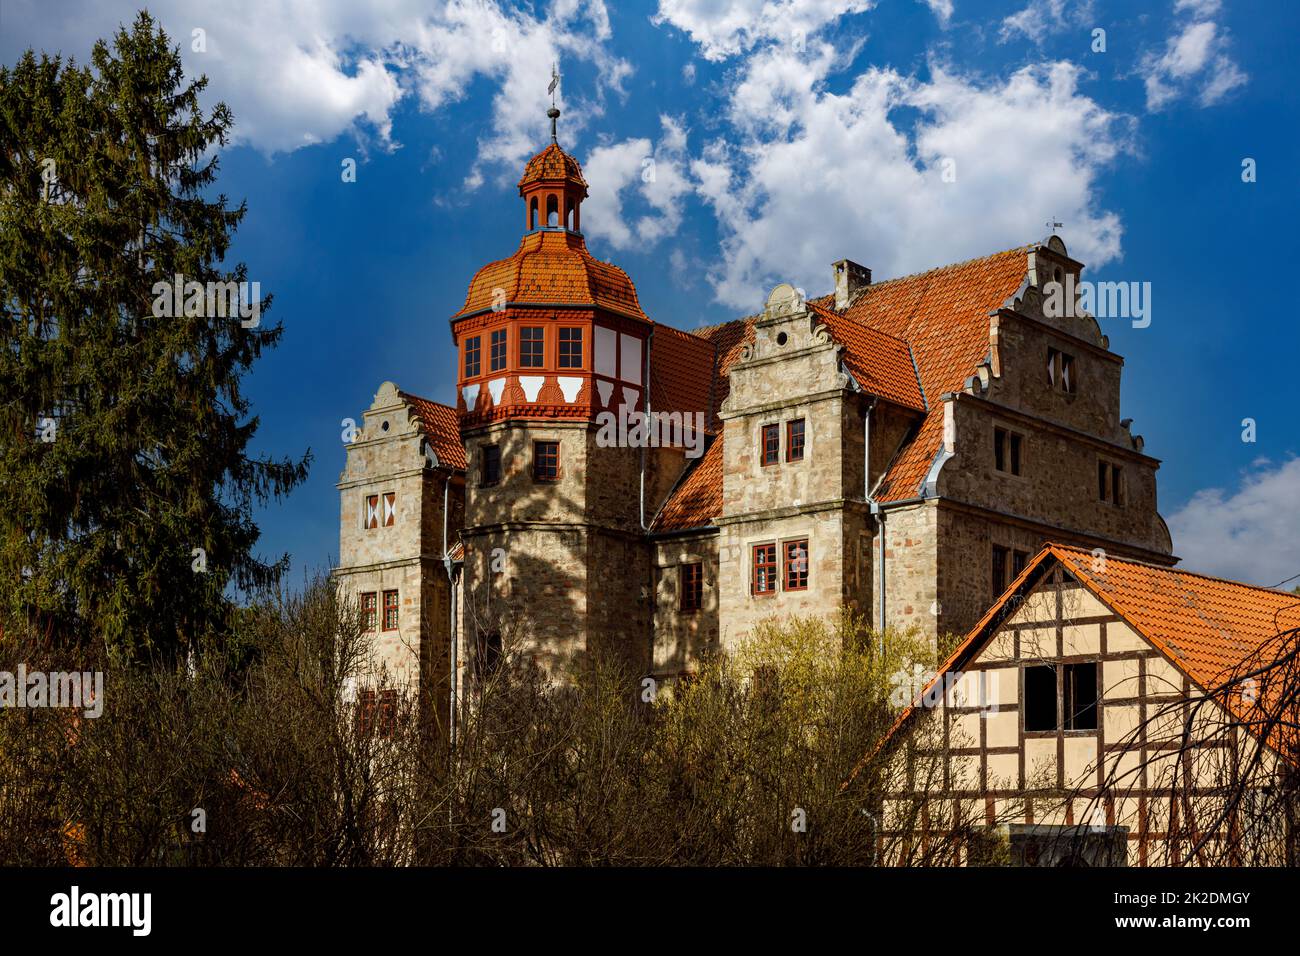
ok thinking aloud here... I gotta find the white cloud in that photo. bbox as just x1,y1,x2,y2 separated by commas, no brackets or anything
1167,458,1300,588
0,0,629,176
583,116,693,249
1000,0,1087,44
652,0,874,61
920,0,954,27
1139,5,1246,110
691,42,1131,309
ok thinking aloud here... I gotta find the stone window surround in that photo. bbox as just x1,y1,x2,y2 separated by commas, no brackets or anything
992,422,1026,478
748,532,812,597
533,439,560,482
381,589,399,632
786,418,805,462
760,422,780,466
680,561,704,612
1097,456,1125,507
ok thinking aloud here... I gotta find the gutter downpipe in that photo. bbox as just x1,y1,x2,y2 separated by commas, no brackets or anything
440,472,458,752
640,331,655,674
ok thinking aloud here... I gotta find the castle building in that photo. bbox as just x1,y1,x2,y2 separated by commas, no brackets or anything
335,119,1175,713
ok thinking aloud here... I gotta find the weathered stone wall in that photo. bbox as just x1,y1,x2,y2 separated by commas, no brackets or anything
650,532,720,677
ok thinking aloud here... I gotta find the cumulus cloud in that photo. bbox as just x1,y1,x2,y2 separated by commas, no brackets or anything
582,116,693,249
652,0,874,61
920,0,954,27
1167,458,1300,588
0,0,629,176
690,41,1132,309
1000,0,1094,44
1139,3,1246,110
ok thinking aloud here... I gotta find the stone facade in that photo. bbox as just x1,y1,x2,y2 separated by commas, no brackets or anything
334,136,1176,703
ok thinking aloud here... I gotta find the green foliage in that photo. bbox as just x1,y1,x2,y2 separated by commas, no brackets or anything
0,12,307,658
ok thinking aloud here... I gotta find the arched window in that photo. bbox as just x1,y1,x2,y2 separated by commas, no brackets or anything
529,197,538,231
546,194,559,227
566,198,575,230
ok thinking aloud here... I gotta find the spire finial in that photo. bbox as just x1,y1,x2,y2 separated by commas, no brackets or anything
547,62,561,143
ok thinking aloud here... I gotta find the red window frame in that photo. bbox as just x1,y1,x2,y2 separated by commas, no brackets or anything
357,688,376,736
464,336,481,378
786,419,805,462
752,543,777,595
533,440,559,481
761,424,780,465
364,494,379,529
490,328,507,372
519,326,545,368
784,539,809,590
382,589,399,631
360,591,377,632
681,562,703,612
558,327,584,369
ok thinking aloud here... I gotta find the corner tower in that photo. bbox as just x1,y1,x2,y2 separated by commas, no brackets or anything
450,112,656,677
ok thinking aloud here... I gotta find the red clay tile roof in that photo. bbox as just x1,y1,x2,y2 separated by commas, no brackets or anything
837,246,1032,500
651,434,725,532
807,300,926,412
453,230,646,320
518,142,587,191
398,391,467,471
650,324,718,431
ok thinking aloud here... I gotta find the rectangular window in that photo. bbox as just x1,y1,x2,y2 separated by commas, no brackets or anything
482,444,501,486
784,539,809,591
356,688,398,738
1098,460,1123,505
364,494,379,529
382,492,395,527
533,440,559,481
761,423,780,465
786,419,805,462
1048,347,1077,394
382,589,399,631
994,427,1022,476
559,327,583,369
464,336,481,378
490,328,507,372
474,630,502,684
1012,549,1029,580
520,327,544,368
360,592,377,632
992,545,1009,600
1064,662,1098,730
357,688,376,736
1024,665,1057,732
752,543,777,595
681,562,703,612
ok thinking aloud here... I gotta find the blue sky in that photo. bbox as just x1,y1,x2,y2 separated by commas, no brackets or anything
4,0,1297,587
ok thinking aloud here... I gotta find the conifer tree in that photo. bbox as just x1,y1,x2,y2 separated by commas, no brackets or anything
0,12,309,659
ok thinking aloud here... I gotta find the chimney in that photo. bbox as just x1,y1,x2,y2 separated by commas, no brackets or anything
833,259,871,309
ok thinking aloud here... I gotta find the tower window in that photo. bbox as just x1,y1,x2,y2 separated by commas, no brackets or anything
490,329,507,372
786,419,805,462
382,590,399,631
364,494,379,530
546,194,558,227
1048,347,1076,394
520,327,545,368
994,427,1023,475
991,545,1008,600
784,539,809,590
533,440,559,481
559,327,583,368
752,543,777,595
383,492,395,527
681,562,703,612
482,444,501,486
464,336,481,378
1099,460,1124,505
360,592,377,632
761,423,780,465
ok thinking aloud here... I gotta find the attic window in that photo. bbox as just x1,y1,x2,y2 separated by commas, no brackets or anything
1024,662,1098,732
1047,348,1076,394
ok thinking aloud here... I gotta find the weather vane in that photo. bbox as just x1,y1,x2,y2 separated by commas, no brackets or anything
547,62,561,143
1046,218,1063,234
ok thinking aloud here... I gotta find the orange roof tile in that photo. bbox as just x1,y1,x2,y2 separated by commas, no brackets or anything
650,324,718,431
837,246,1032,500
454,230,645,320
518,142,587,191
651,433,724,532
398,390,467,471
807,300,925,412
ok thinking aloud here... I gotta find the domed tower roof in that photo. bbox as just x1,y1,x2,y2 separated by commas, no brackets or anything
453,230,646,320
518,142,588,194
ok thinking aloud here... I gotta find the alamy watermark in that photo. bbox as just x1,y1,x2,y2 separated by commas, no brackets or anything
594,406,706,459
1043,273,1151,329
151,273,261,328
0,665,103,718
